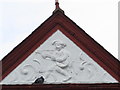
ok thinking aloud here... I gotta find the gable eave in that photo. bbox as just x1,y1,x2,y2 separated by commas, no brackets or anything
2,83,120,90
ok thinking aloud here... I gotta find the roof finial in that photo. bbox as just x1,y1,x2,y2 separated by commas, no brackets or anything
55,0,59,9
53,0,64,14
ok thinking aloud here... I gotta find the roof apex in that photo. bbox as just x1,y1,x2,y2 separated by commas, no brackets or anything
53,0,64,14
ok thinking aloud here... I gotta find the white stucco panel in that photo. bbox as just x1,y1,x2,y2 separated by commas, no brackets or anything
1,30,118,84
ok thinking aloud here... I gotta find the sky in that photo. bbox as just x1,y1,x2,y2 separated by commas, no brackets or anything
0,0,119,60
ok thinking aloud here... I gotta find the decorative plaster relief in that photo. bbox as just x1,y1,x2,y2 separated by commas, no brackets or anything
1,30,118,84
35,40,71,83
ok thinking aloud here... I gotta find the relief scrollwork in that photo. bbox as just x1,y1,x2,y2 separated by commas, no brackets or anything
79,53,97,79
20,65,37,82
11,40,106,84
32,40,99,83
9,64,38,84
71,53,98,82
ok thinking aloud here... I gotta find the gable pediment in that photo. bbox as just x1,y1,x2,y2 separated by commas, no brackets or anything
1,10,120,85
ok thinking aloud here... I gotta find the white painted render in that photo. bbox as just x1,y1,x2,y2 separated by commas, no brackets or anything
1,30,118,84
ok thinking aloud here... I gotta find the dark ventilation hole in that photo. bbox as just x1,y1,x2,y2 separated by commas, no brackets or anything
33,76,44,84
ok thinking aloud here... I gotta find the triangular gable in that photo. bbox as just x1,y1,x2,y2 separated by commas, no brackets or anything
1,30,117,84
1,9,120,83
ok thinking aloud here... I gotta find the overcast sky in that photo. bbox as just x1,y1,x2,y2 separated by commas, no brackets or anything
0,0,119,60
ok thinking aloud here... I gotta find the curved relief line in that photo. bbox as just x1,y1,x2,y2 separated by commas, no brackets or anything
81,61,87,65
20,65,37,81
33,59,41,65
33,52,45,73
35,51,41,54
78,52,99,79
85,63,97,79
45,72,57,83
